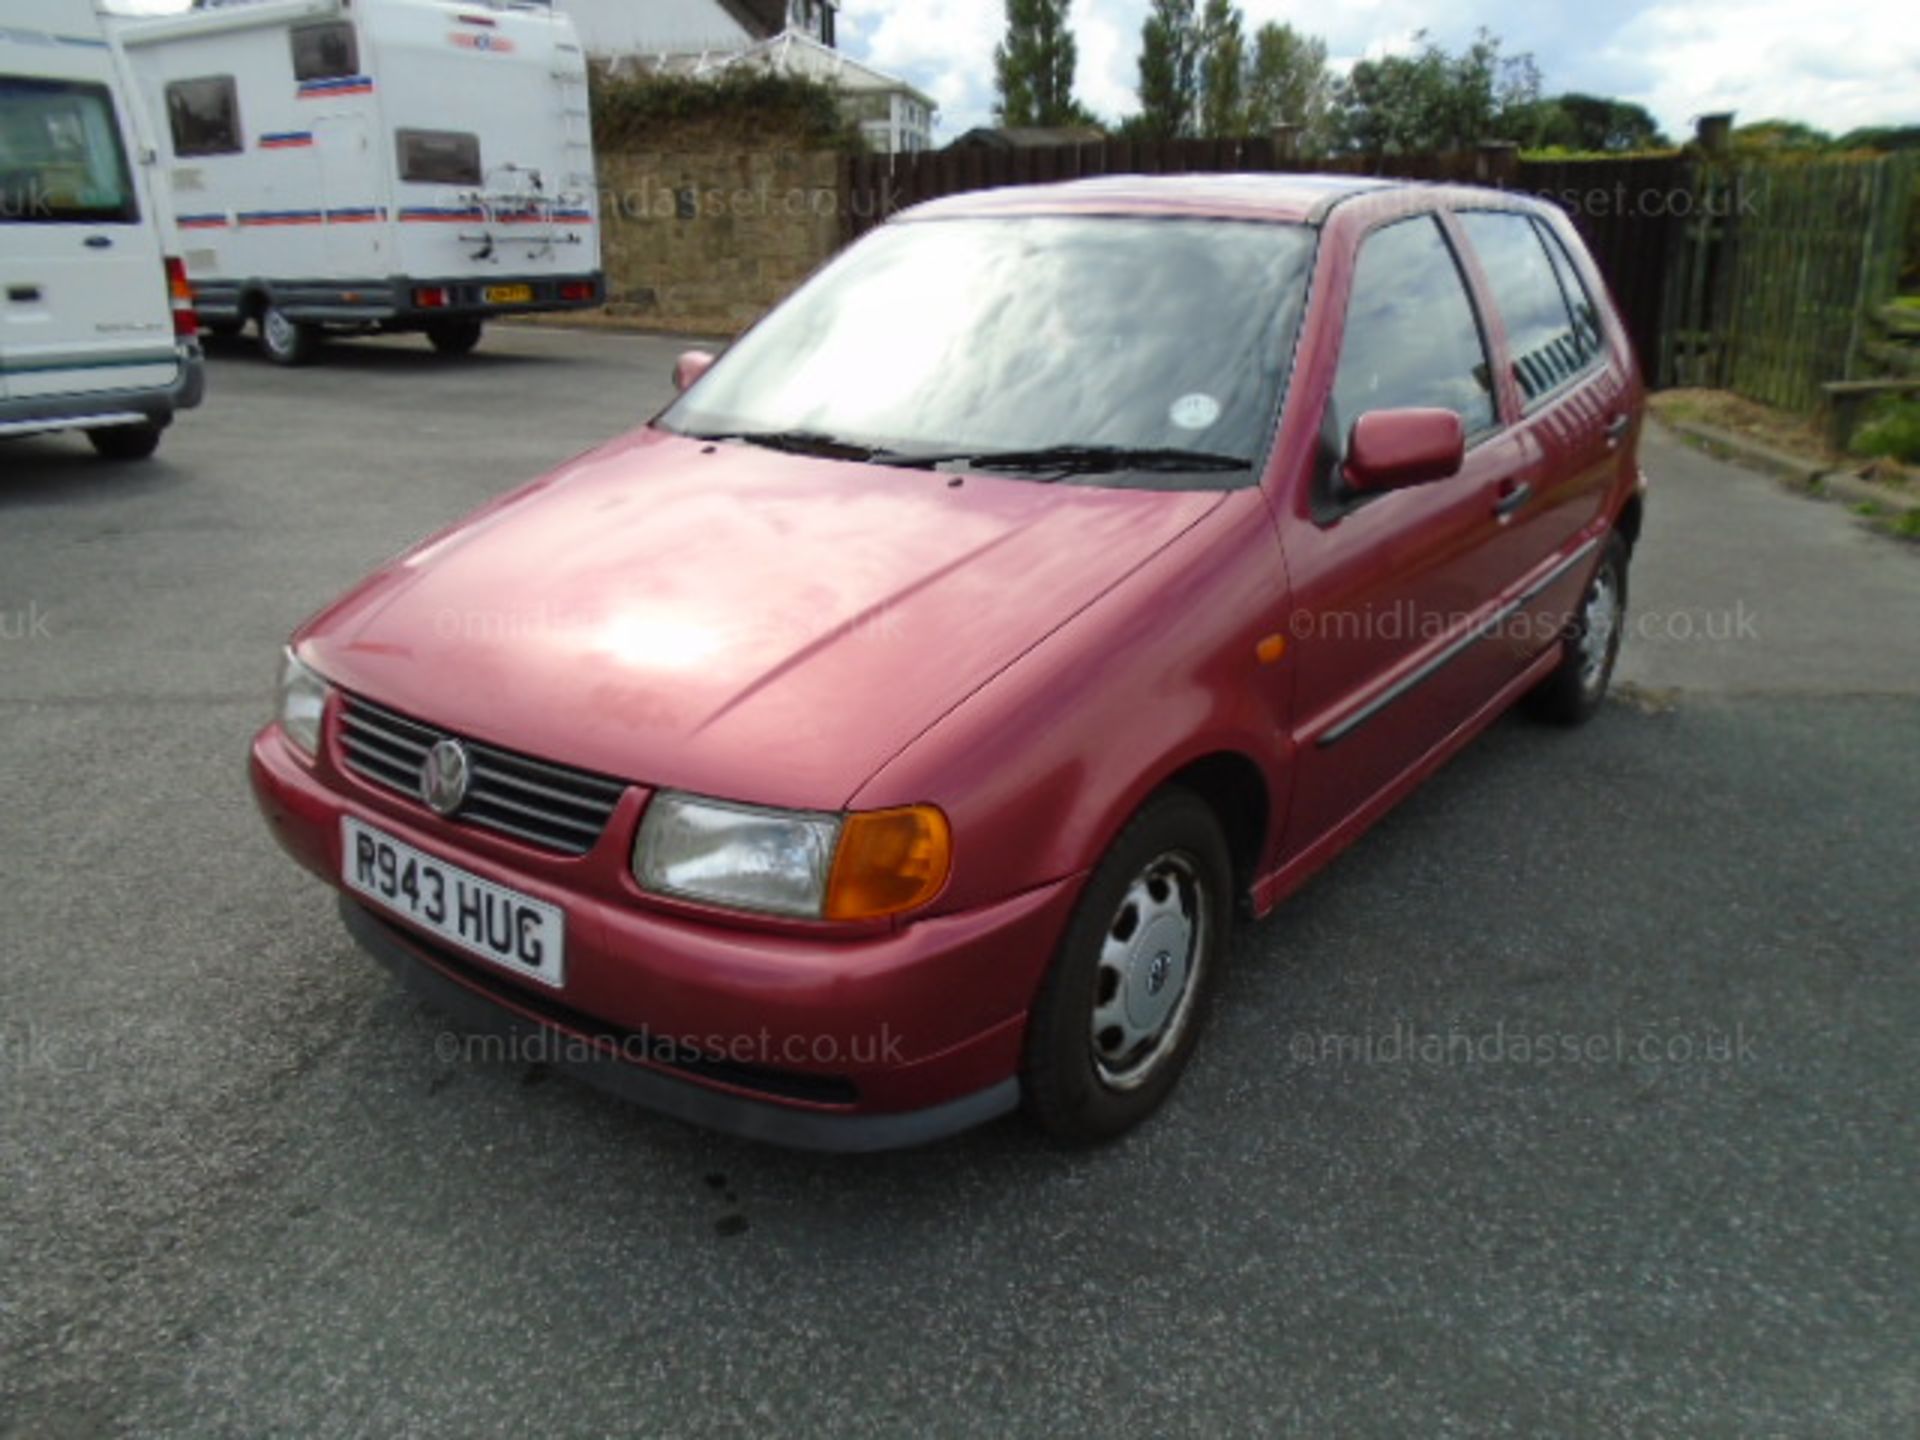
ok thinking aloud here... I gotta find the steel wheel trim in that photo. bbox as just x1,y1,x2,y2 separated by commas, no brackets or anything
1579,566,1621,695
263,309,297,355
1090,851,1209,1092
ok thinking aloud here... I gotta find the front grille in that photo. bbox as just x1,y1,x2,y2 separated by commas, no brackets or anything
339,695,629,857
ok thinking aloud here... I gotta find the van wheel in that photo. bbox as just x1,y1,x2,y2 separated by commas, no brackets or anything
1526,531,1629,726
1022,787,1230,1144
88,424,163,461
426,319,484,357
260,306,320,367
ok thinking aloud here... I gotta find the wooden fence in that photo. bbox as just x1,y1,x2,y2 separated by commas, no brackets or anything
1664,155,1917,411
842,144,1918,412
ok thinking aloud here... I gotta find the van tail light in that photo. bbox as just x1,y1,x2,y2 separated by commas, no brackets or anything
559,280,597,303
414,286,450,309
165,257,198,340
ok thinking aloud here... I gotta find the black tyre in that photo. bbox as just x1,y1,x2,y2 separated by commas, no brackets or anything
259,306,320,366
1526,530,1629,726
87,423,163,461
426,319,484,357
1023,787,1232,1144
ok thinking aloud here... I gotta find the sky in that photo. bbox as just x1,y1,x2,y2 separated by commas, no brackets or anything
836,0,1919,142
105,1,1917,145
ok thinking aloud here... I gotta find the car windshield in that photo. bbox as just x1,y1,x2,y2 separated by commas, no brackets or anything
659,215,1317,488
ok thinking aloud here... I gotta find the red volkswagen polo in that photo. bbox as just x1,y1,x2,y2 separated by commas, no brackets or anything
252,175,1646,1150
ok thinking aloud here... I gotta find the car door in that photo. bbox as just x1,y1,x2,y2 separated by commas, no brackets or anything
1278,211,1534,854
1,70,175,406
1451,208,1628,661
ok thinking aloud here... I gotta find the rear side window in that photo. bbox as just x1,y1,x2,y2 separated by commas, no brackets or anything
291,23,360,82
1332,215,1497,441
397,129,481,186
1457,211,1591,406
1536,221,1605,365
166,76,242,158
0,75,138,224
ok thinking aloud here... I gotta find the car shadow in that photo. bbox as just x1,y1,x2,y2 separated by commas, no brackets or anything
200,329,586,374
0,437,191,507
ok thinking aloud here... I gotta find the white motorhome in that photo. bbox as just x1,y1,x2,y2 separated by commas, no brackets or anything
2,0,204,460
113,0,603,364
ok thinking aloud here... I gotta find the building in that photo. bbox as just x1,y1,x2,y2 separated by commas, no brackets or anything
696,32,937,155
566,1,935,155
559,0,836,60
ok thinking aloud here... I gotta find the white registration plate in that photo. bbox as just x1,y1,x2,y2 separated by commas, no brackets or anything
342,817,565,988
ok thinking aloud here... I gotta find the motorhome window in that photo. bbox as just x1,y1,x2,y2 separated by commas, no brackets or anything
0,75,139,225
291,23,360,82
166,77,241,158
397,129,481,186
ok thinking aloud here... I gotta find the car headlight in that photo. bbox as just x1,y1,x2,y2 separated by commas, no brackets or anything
277,648,331,758
633,793,951,922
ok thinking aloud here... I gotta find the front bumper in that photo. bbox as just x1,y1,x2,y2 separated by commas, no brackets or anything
250,723,1078,1150
0,340,204,438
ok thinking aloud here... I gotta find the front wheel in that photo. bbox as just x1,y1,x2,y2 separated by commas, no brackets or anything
259,306,320,367
1527,531,1629,725
426,319,484,357
1023,787,1231,1144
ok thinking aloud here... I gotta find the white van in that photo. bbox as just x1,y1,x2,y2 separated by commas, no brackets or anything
114,0,603,365
1,0,204,460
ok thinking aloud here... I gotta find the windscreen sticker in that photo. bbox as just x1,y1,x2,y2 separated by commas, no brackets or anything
1170,393,1222,430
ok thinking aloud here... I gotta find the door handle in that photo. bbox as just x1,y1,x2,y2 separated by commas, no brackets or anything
84,235,113,250
1605,414,1632,448
7,285,40,303
1494,481,1534,518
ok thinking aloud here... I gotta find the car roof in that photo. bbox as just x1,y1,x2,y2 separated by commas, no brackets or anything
899,173,1528,227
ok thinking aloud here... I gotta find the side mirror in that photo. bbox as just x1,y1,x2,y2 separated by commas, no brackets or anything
673,349,717,393
1343,408,1466,495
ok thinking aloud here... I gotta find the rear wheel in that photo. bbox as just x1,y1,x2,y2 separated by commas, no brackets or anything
426,319,484,357
259,306,320,367
1527,531,1629,725
1023,787,1231,1144
88,423,163,461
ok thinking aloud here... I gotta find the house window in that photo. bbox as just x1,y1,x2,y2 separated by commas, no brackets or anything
165,76,241,158
291,23,359,82
397,129,481,186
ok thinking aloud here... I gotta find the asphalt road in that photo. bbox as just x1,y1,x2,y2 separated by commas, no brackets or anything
3,327,1917,1438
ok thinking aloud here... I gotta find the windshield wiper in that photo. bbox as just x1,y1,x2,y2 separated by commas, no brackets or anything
686,428,893,463
895,444,1255,477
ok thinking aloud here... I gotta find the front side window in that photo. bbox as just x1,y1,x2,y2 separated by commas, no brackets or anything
1332,215,1497,441
0,75,138,224
660,216,1319,489
292,22,360,82
1457,210,1590,406
397,128,481,186
166,76,241,158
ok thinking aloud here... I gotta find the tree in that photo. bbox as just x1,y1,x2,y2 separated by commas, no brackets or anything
1243,22,1333,151
1137,0,1199,139
1197,0,1245,137
1733,118,1831,150
1512,93,1668,152
1335,29,1540,155
994,0,1079,128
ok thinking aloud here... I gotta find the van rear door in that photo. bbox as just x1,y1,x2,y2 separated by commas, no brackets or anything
1,69,176,403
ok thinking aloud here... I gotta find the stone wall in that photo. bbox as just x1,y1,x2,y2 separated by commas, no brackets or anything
596,130,845,335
